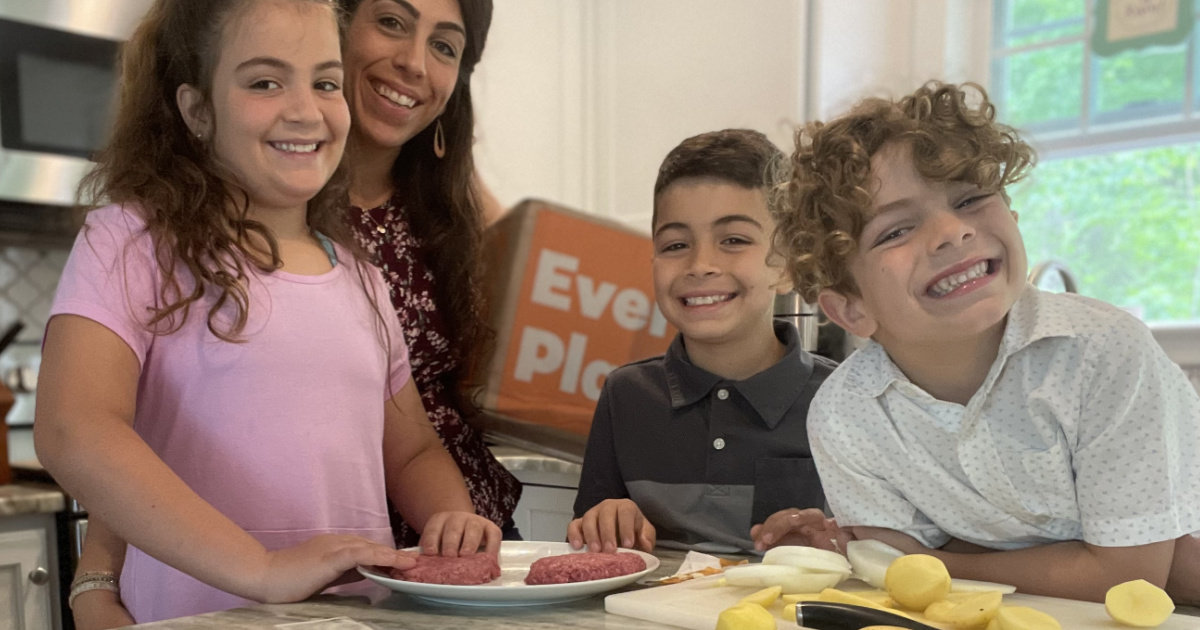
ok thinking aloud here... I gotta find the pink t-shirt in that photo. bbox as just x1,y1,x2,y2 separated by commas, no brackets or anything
50,205,411,622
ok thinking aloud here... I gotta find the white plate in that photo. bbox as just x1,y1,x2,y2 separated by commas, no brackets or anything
357,541,660,607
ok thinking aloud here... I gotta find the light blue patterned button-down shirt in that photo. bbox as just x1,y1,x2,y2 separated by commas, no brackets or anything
811,284,1200,549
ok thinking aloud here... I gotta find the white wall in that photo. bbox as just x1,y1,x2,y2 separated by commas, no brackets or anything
473,0,808,233
473,1,994,231
810,0,992,120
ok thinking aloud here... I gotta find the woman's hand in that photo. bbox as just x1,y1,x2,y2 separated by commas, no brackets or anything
567,498,656,553
71,589,135,630
419,511,502,557
751,508,852,552
253,534,416,604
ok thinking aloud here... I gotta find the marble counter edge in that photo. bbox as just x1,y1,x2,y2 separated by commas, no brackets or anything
0,482,65,516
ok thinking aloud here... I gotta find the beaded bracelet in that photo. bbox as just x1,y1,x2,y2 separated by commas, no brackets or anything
68,571,119,610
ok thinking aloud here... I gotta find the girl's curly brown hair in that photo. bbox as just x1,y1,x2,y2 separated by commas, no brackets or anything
79,0,363,342
773,81,1036,304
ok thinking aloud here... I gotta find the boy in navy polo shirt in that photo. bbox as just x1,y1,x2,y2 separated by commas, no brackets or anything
567,129,837,553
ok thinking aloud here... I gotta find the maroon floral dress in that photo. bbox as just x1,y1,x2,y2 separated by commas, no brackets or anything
350,196,521,547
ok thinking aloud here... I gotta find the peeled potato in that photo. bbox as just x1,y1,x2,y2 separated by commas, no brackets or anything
884,554,952,611
861,627,912,630
764,545,853,574
850,590,894,604
924,591,1003,629
994,605,1062,630
1105,579,1175,627
739,585,782,608
818,588,894,611
847,539,906,588
716,602,776,630
781,592,823,605
723,564,846,593
952,578,1018,595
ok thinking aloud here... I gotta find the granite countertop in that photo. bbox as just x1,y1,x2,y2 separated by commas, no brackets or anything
125,549,696,629
0,482,64,516
96,546,1200,628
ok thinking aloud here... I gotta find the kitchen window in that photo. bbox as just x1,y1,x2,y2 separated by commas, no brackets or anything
991,0,1200,322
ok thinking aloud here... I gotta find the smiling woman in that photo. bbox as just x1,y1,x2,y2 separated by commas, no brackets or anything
334,0,523,550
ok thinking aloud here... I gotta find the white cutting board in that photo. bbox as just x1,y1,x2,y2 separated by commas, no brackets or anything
605,576,1200,630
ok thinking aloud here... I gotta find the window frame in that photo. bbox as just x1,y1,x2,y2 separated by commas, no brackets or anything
991,0,1200,160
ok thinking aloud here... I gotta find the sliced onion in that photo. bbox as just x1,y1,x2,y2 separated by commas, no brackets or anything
845,539,904,589
762,546,852,574
722,564,848,594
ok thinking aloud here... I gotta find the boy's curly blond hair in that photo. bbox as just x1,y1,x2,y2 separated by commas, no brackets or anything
773,81,1036,303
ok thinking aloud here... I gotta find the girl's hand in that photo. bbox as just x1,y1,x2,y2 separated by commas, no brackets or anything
567,498,657,553
419,511,502,557
71,589,135,630
254,534,416,604
751,508,853,552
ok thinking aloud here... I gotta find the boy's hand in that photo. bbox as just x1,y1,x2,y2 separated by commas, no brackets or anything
751,508,853,552
568,499,656,552
255,534,417,603
71,589,135,630
419,511,503,557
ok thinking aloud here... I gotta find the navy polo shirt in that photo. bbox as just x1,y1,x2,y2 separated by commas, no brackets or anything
573,320,837,552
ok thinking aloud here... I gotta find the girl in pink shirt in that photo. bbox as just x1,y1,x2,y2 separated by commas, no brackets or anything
34,0,500,624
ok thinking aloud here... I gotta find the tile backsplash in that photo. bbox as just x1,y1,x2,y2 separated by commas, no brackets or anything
0,246,68,342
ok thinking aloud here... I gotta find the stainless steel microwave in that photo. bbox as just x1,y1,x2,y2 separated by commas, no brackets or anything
0,0,153,206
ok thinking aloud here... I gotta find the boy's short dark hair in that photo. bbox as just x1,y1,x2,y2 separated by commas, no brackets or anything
774,81,1037,303
652,129,786,229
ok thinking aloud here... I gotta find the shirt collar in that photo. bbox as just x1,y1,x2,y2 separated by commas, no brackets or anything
997,283,1080,356
663,321,817,429
843,283,1078,398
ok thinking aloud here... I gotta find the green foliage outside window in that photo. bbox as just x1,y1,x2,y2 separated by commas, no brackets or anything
1011,148,1200,320
995,0,1200,321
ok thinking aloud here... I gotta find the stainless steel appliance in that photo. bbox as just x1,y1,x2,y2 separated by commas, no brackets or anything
0,0,153,206
55,496,87,630
774,291,818,352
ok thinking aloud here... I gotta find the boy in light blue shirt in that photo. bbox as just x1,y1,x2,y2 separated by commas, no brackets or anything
763,81,1200,605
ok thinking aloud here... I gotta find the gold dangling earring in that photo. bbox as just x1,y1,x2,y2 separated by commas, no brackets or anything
433,118,446,159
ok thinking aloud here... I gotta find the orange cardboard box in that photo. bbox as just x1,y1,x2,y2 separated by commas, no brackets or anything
480,200,675,435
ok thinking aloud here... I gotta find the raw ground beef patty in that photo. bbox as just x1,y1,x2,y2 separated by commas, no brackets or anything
390,553,501,585
524,551,647,585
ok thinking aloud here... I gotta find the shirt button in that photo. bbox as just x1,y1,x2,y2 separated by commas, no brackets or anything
716,388,729,400
713,438,726,450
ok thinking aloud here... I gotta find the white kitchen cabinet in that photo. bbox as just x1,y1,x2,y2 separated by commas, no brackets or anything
0,513,59,630
491,446,581,543
512,484,578,543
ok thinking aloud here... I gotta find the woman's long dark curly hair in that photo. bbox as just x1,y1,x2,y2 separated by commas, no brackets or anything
774,81,1036,304
340,0,495,416
78,0,370,342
